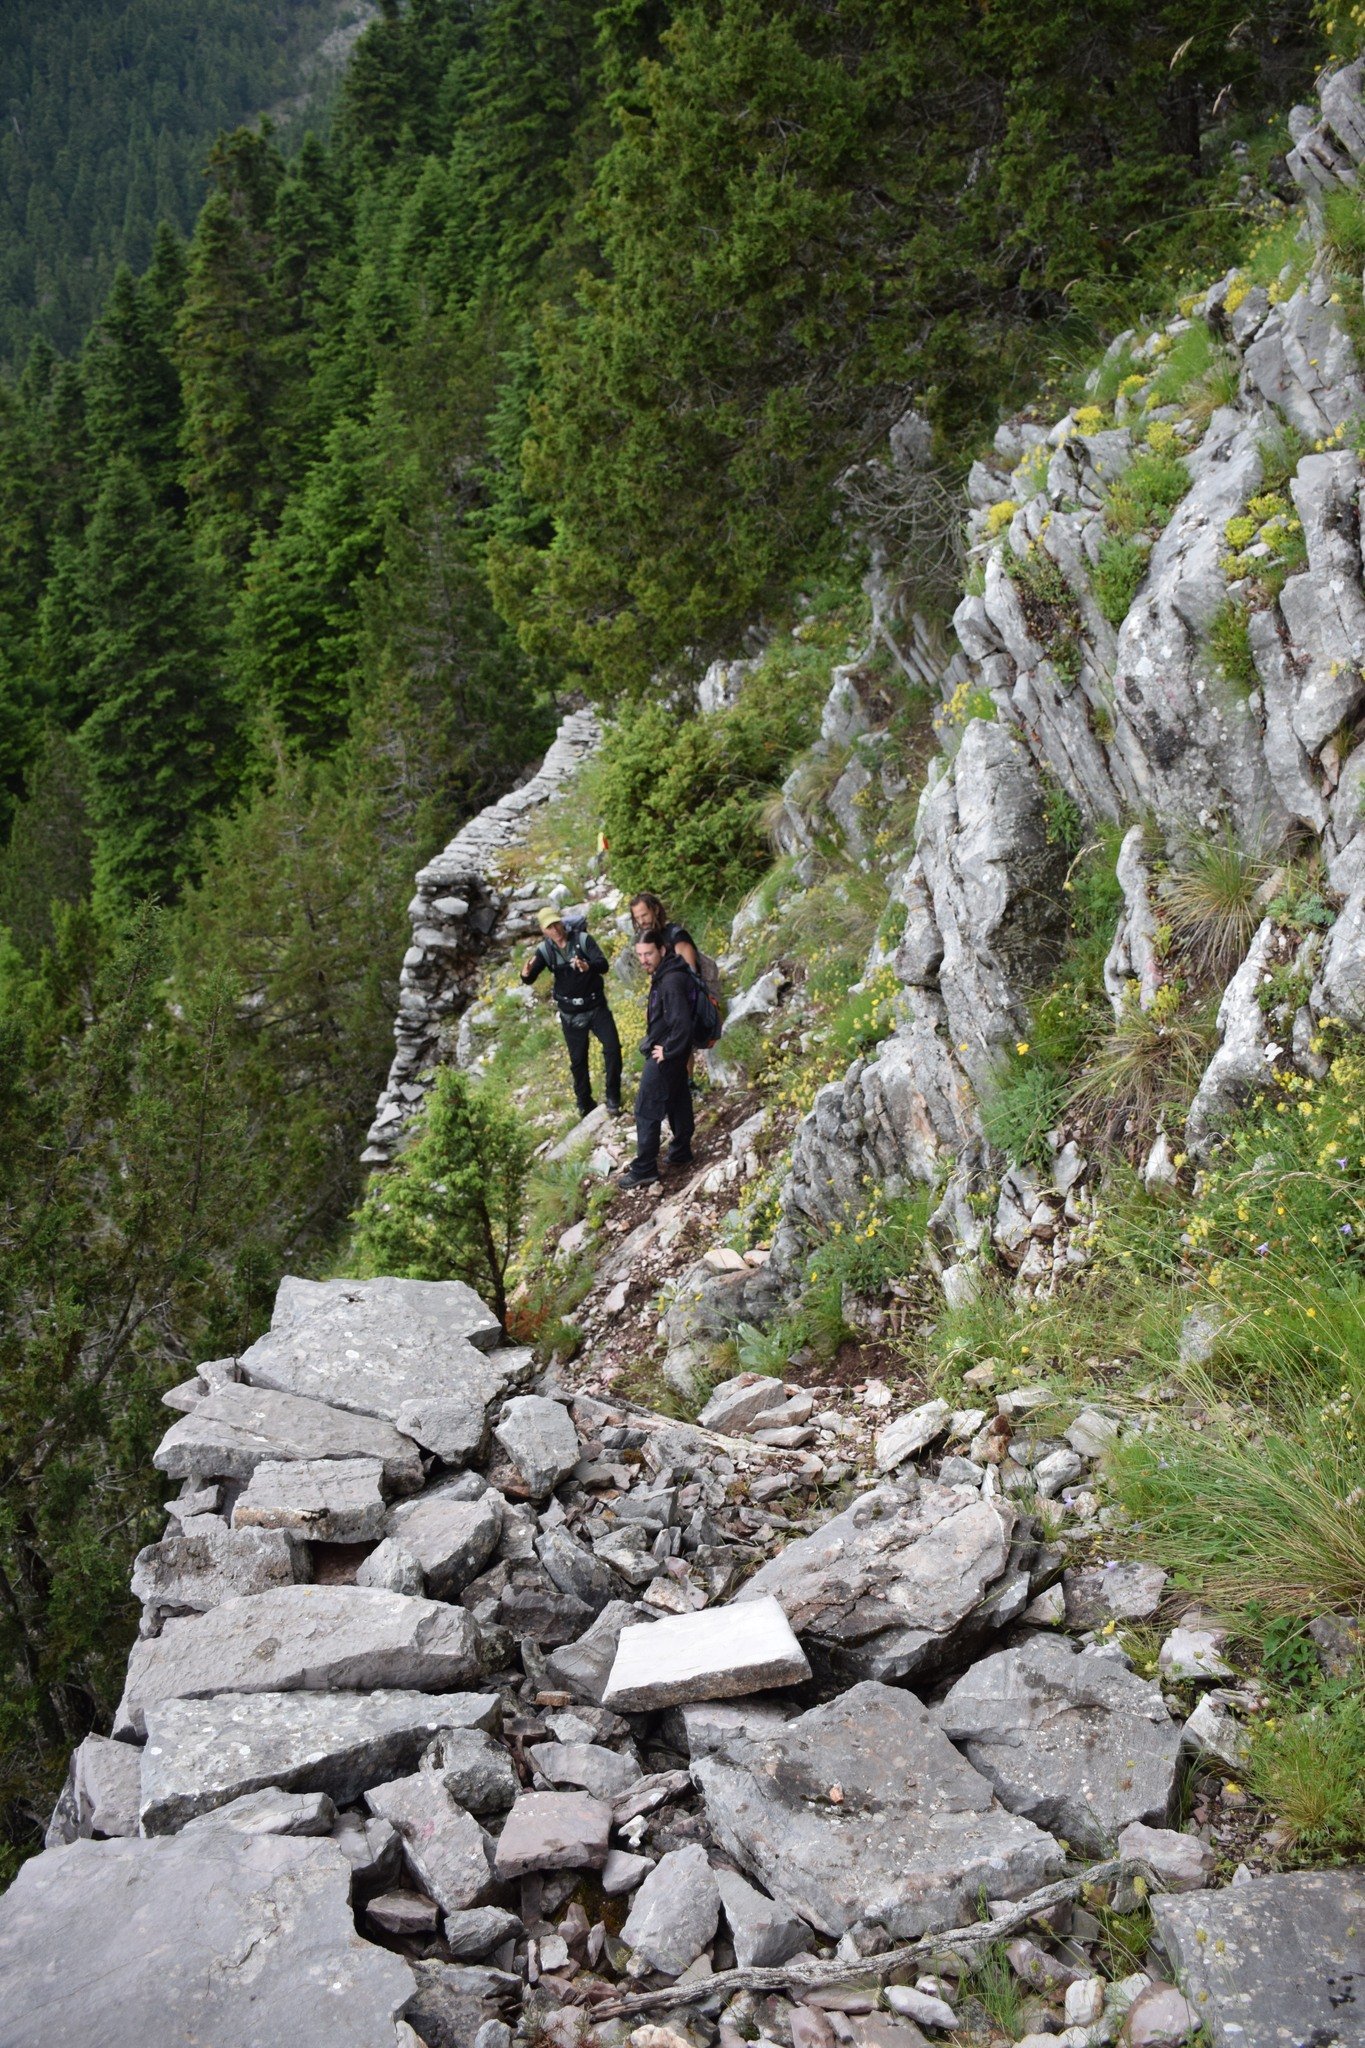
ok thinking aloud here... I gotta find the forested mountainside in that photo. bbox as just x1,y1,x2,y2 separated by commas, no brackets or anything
0,0,1347,1889
0,0,372,366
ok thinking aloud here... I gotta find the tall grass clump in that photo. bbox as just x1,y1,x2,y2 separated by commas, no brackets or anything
1163,821,1276,984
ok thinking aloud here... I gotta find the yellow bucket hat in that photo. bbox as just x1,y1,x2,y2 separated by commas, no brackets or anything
538,907,565,933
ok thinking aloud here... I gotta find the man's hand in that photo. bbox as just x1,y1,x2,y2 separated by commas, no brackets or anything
651,1045,665,1064
522,953,537,977
571,955,590,972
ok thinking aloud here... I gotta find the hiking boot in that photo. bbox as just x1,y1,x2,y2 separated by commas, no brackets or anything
605,1100,622,1117
666,1151,695,1169
616,1163,659,1189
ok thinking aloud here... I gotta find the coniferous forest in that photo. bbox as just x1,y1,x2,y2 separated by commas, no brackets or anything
0,0,1330,1874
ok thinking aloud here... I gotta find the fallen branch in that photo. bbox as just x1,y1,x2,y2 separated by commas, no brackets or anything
589,1856,1139,2021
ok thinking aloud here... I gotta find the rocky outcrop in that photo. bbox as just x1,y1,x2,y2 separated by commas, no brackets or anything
364,709,599,1163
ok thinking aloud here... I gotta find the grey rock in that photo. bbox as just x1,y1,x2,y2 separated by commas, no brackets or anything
139,1687,501,1832
403,1961,521,2048
180,1786,337,1836
357,1536,426,1595
737,1484,1033,1681
132,1520,306,1631
425,1725,520,1814
1123,1982,1201,2048
884,1987,957,2030
1116,1822,1214,1892
386,1484,503,1598
491,1791,613,1878
693,1680,1061,1940
536,1523,623,1612
232,1455,388,1542
395,1392,489,1466
155,1380,425,1493
621,1842,721,1976
874,1401,951,1473
0,1833,414,2048
722,970,787,1033
933,1639,1182,1854
44,1734,142,1847
673,1699,796,1758
1158,1624,1233,1682
715,1866,812,1967
444,1906,524,1960
603,1597,810,1711
602,1847,654,1895
1062,1562,1167,1628
530,1740,641,1801
332,1811,402,1885
1186,920,1279,1154
593,1524,663,1586
493,1395,579,1497
272,1272,503,1350
1152,1869,1365,2048
1066,1409,1120,1460
1180,1693,1248,1769
365,1768,494,1913
545,1600,652,1702
117,1586,484,1738
369,1889,440,1935
240,1278,503,1428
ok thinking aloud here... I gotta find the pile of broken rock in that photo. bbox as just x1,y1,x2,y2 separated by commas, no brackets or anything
0,1276,1357,2048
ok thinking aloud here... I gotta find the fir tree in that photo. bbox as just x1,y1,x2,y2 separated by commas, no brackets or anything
74,458,233,910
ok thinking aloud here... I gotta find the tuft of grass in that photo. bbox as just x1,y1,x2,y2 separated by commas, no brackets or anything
1257,415,1309,495
1246,1692,1365,1860
1323,185,1365,270
1092,535,1148,625
734,1319,795,1376
1163,822,1276,985
1070,983,1215,1140
962,1942,1027,2039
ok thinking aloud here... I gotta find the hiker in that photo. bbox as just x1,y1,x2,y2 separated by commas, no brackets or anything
628,890,723,1076
520,908,623,1120
629,891,699,974
617,928,696,1188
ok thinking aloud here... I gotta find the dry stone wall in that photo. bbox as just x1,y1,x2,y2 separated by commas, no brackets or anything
364,708,600,1164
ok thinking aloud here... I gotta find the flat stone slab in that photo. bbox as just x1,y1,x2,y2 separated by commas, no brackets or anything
602,1596,810,1711
1062,1561,1167,1628
365,1770,493,1914
491,1791,613,1878
240,1280,502,1428
546,1601,650,1702
154,1381,425,1493
933,1639,1182,1854
386,1485,503,1598
0,1833,414,2048
131,1520,305,1627
692,1679,1061,1940
493,1396,580,1497
529,1740,642,1801
736,1483,1032,1682
232,1456,389,1542
874,1401,952,1473
180,1786,337,1836
273,1273,503,1352
697,1375,790,1435
139,1688,500,1833
1153,1870,1365,2047
116,1586,483,1738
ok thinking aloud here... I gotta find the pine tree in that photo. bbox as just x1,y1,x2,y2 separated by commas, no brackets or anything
74,457,234,910
82,263,183,496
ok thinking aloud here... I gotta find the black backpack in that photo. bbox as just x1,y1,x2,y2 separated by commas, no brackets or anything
685,967,723,1049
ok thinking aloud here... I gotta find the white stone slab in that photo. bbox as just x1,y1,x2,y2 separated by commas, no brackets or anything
602,1596,810,1711
232,1457,389,1542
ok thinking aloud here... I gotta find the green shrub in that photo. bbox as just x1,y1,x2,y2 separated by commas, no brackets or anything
1092,536,1147,626
598,648,826,921
350,1069,530,1320
1208,598,1258,696
980,1057,1067,1168
1105,450,1190,539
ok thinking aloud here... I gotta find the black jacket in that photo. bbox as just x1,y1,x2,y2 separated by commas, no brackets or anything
522,923,611,1015
643,951,695,1062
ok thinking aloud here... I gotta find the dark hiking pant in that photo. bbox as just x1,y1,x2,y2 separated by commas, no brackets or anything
633,1053,694,1172
560,1003,622,1118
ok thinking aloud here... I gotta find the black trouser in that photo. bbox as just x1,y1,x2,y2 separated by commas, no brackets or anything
633,1053,694,1171
560,1003,622,1117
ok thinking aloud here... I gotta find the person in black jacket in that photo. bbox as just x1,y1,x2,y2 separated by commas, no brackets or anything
521,908,622,1120
617,928,695,1189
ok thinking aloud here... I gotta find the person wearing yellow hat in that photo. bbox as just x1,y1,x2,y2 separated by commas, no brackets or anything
520,907,622,1120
